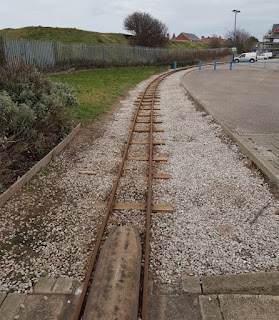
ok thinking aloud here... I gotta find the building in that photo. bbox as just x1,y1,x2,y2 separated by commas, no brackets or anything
174,32,201,42
201,35,229,46
257,24,279,56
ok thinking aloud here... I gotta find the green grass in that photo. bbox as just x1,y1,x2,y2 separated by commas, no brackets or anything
51,67,167,121
0,26,128,45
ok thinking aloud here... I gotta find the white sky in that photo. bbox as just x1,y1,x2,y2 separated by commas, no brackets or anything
1,0,278,41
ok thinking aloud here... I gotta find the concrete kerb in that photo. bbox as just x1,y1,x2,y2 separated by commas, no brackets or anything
181,70,279,189
0,123,81,208
182,271,279,295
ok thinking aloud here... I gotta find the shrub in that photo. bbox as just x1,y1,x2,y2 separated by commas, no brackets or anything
0,64,77,189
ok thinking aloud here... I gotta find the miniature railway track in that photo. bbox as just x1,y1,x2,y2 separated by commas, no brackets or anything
73,67,189,320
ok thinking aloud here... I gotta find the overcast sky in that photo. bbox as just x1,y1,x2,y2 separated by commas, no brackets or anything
1,0,278,41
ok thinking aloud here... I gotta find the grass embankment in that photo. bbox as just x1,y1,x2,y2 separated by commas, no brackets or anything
0,26,209,49
51,67,167,121
0,26,128,45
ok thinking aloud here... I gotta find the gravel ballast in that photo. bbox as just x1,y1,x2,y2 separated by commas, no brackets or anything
0,70,279,294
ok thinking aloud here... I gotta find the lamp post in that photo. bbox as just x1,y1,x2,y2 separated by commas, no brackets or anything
232,9,240,62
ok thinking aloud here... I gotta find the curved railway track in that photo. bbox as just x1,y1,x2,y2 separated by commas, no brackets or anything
73,67,189,320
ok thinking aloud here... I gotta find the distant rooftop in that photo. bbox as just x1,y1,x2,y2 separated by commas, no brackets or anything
181,32,201,42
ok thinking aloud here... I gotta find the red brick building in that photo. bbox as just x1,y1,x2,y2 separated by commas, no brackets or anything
201,35,229,46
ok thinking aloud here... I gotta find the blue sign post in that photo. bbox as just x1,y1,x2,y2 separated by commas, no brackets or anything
199,61,202,70
214,61,217,70
174,61,177,70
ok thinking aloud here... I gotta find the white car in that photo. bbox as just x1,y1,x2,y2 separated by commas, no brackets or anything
234,52,257,63
257,53,268,60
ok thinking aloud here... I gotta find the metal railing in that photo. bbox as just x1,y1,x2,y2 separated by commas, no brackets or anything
0,37,230,70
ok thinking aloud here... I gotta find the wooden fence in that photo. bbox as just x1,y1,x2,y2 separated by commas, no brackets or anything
0,37,230,70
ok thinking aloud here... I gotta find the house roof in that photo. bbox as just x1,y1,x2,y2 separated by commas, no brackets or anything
272,24,279,38
272,24,279,32
181,32,201,42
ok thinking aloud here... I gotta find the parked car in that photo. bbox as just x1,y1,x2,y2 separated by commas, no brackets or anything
234,52,257,63
265,52,273,59
257,53,268,60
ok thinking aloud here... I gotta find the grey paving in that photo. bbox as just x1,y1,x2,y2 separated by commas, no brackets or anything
16,294,79,320
219,294,279,320
0,293,26,320
151,272,279,319
148,295,202,320
0,294,6,306
199,295,223,320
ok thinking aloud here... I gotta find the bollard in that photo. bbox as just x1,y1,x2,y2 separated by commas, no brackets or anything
174,61,177,70
214,61,217,70
230,61,233,70
199,61,202,70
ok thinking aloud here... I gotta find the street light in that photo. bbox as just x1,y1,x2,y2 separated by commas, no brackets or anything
232,9,240,62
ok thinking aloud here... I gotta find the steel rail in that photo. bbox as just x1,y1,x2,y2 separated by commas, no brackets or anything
141,87,155,320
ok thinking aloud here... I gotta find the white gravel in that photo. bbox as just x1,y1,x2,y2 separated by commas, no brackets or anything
150,71,279,282
0,70,279,294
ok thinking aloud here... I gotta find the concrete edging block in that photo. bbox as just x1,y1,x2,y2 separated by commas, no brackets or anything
0,123,81,208
201,271,279,294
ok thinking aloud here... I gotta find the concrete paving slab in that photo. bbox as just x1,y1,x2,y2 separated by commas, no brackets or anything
150,281,183,295
148,295,202,320
199,295,223,320
219,294,279,320
0,293,6,306
201,271,279,294
0,293,26,320
182,276,202,294
82,226,142,320
34,277,81,295
33,277,57,294
52,277,74,294
16,294,79,320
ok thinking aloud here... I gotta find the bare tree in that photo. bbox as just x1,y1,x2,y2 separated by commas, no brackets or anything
225,28,257,53
123,12,168,47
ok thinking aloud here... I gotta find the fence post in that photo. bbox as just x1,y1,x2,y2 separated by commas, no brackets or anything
81,43,85,63
52,41,58,68
102,44,105,62
20,39,27,65
0,37,7,67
